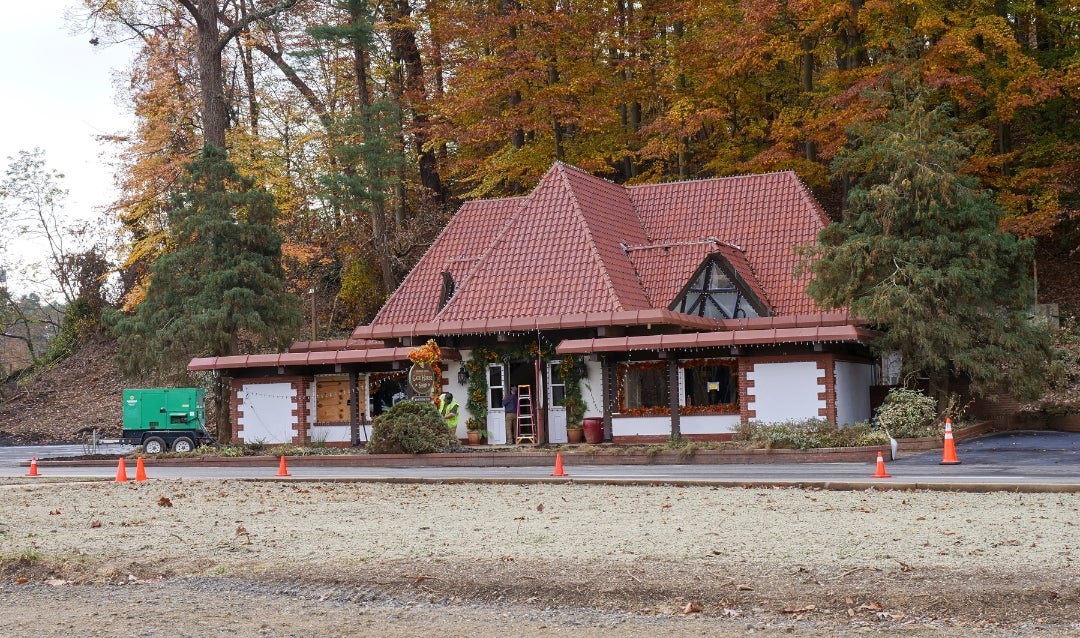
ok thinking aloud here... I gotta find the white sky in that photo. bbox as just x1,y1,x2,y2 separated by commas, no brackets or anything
1,0,135,295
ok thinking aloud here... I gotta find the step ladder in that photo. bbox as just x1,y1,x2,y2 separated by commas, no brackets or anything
515,385,536,444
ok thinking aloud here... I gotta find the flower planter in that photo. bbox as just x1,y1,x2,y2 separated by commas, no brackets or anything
566,428,584,444
467,430,481,445
582,417,604,444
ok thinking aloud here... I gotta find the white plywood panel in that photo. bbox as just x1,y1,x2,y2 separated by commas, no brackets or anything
746,361,824,423
237,383,295,444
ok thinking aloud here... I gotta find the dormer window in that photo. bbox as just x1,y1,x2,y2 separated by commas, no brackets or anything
671,256,767,319
439,271,455,310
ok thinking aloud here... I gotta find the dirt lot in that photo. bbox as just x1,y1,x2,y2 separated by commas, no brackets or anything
0,479,1078,636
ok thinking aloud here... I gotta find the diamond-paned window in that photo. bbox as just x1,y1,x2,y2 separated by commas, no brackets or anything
672,257,766,319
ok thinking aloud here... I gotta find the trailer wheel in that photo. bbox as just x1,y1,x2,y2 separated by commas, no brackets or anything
143,436,167,454
171,436,195,453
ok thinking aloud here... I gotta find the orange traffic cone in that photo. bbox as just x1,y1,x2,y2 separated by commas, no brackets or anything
25,456,40,477
550,452,568,477
276,455,291,477
115,457,129,483
940,418,961,465
135,456,148,482
870,451,891,478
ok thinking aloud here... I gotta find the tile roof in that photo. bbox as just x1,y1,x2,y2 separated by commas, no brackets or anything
372,195,523,325
357,163,831,338
434,163,651,320
628,172,828,316
351,308,724,340
626,239,772,311
187,346,451,372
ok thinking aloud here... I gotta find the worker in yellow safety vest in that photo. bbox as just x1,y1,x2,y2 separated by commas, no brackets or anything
437,392,460,432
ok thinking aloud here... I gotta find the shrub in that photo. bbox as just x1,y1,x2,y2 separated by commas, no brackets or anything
367,399,455,454
875,387,938,438
733,418,889,449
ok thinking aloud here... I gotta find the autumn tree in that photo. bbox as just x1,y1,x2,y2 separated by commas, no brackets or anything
107,147,303,437
805,87,1050,407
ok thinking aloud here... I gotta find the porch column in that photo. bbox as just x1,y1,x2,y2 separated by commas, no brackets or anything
666,352,681,438
349,370,360,445
600,356,612,441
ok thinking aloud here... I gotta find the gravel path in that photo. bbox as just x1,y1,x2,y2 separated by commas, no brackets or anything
1,479,1078,636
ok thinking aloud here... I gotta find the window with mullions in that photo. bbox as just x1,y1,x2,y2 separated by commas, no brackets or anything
673,259,762,320
683,360,737,410
617,359,738,415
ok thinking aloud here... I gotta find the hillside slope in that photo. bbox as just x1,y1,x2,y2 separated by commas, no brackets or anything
0,336,124,445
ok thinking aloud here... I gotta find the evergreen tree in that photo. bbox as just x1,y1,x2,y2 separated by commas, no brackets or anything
108,147,303,438
805,87,1050,406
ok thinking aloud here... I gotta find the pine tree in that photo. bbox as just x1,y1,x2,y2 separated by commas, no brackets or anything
108,147,303,438
805,87,1050,406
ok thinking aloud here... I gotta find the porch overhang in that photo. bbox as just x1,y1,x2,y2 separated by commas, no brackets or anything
555,324,877,354
188,346,461,372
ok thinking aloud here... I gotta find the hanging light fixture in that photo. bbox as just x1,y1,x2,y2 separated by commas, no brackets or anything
457,364,470,385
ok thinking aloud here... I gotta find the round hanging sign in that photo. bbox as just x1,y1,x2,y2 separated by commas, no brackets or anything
408,364,436,395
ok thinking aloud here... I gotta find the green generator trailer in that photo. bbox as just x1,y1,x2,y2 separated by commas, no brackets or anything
121,388,215,453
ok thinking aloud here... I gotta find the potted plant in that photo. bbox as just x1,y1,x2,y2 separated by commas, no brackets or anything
466,418,488,445
560,357,586,444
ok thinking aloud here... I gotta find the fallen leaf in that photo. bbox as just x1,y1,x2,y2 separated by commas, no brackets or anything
158,496,173,508
782,604,816,614
90,520,102,528
682,601,702,613
736,584,754,591
536,503,543,512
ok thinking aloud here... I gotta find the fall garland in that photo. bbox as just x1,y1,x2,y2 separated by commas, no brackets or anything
408,339,443,396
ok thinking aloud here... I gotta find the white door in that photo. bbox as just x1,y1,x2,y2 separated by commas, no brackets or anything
547,361,567,443
486,363,508,444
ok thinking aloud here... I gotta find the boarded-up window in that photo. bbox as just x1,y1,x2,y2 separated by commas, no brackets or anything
315,376,350,423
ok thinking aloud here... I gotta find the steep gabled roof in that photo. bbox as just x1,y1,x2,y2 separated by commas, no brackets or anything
358,164,828,339
628,172,827,315
372,195,522,325
434,163,651,320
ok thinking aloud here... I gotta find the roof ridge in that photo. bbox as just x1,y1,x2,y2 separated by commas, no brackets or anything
626,169,799,191
624,237,745,252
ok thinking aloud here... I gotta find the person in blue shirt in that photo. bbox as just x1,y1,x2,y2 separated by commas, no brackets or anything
502,386,518,444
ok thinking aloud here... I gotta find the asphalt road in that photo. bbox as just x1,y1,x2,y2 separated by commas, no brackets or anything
1,430,1078,491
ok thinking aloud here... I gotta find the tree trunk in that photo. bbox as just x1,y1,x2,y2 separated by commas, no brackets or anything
389,0,447,205
237,0,259,137
193,0,228,149
801,36,817,162
929,370,951,420
213,374,232,442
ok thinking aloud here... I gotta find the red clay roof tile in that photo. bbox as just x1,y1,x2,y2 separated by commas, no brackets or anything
356,165,831,341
